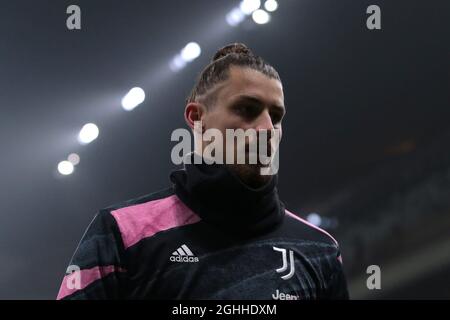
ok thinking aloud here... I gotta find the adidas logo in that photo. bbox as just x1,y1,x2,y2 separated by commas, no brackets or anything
170,244,199,263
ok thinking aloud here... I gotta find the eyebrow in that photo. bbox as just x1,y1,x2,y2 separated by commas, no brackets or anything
231,95,285,113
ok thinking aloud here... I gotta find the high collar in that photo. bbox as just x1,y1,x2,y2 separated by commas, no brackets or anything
169,153,285,236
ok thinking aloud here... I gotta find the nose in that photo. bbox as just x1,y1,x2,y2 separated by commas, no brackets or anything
252,111,277,158
254,110,274,131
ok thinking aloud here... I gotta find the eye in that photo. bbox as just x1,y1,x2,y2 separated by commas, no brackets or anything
234,105,259,119
270,110,284,124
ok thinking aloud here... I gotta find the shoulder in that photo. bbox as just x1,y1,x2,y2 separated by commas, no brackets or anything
284,208,344,264
101,187,200,249
284,209,339,247
102,187,175,212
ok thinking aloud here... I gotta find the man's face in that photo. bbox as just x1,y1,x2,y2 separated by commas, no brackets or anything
201,66,285,187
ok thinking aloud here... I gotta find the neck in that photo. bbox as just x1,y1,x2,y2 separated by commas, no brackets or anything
170,153,285,236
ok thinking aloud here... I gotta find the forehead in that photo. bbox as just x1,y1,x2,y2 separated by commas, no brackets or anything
215,66,284,107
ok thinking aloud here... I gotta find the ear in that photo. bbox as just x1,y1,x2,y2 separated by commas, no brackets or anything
184,102,206,130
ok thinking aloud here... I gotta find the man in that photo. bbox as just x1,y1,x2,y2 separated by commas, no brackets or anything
57,43,349,300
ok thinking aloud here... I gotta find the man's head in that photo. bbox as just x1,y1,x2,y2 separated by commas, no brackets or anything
184,43,285,187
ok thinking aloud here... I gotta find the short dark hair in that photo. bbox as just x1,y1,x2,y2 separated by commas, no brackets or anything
186,43,281,107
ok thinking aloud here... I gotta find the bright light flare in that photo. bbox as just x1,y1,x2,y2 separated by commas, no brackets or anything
78,123,99,144
252,9,270,24
121,87,145,111
57,160,74,175
240,0,261,15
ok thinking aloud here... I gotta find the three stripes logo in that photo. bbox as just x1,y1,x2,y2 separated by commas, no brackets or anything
170,244,199,263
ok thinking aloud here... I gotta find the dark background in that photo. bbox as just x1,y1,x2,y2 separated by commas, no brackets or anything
0,0,449,299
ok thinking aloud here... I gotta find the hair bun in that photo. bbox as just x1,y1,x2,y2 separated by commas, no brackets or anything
212,43,253,62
